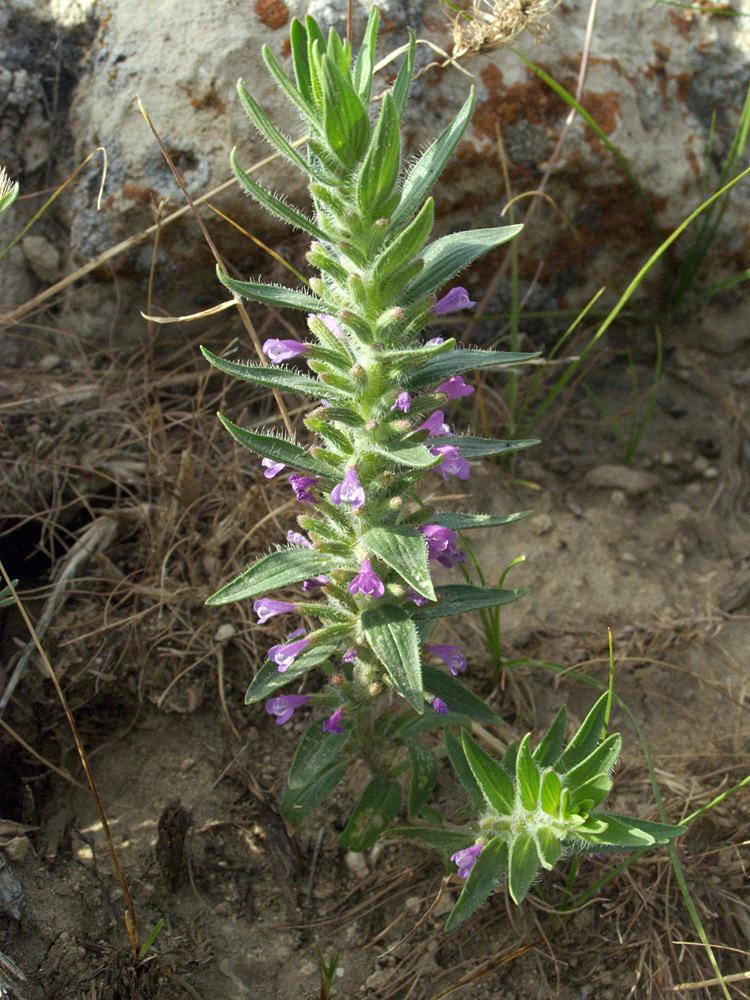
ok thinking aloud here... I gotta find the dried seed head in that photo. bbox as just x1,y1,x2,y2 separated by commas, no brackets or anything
0,166,15,201
449,0,559,60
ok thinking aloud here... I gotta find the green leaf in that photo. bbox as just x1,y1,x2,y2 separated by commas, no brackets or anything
369,437,439,469
576,814,656,849
406,743,438,819
373,198,435,282
379,335,454,371
515,735,540,811
461,730,515,814
539,769,562,816
385,826,471,855
408,348,539,388
216,268,324,313
201,347,347,402
413,584,525,620
320,53,370,168
262,44,319,124
445,838,507,931
289,18,315,108
352,5,380,104
428,510,531,531
391,29,415,119
605,813,686,842
244,645,338,704
430,435,538,460
422,665,501,726
0,581,18,609
508,829,539,904
398,710,472,737
559,694,610,771
236,80,319,180
356,92,401,218
216,415,328,477
563,733,622,789
406,225,523,302
281,761,348,826
338,776,402,850
566,773,613,813
445,730,484,810
361,604,423,711
288,720,349,789
390,89,475,230
206,548,339,605
231,149,328,240
533,705,567,767
535,827,563,871
361,526,434,600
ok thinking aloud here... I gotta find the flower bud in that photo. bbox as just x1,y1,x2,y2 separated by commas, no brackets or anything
368,682,382,697
389,496,404,509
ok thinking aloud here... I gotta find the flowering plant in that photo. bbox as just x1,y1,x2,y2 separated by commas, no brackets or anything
202,8,683,923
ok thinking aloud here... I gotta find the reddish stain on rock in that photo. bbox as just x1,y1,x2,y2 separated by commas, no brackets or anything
579,91,620,136
476,64,567,134
255,0,289,30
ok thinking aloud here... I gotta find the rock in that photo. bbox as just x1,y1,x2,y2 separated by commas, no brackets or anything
584,464,660,496
529,513,553,535
344,850,369,879
22,235,61,282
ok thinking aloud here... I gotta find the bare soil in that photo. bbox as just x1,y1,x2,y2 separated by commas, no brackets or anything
1,321,749,1000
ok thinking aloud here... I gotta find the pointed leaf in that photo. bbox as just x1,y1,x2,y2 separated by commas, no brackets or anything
461,731,515,814
539,769,562,816
422,665,501,726
500,742,518,778
391,29,415,119
288,720,349,789
445,838,508,931
445,730,484,810
231,149,328,239
289,18,314,107
321,55,370,167
356,92,401,217
352,5,379,103
244,645,338,704
428,510,531,531
430,435,538,460
216,415,329,477
413,584,525,620
515,735,540,811
406,225,523,302
385,826,472,855
533,705,567,767
398,710,472,738
201,347,347,402
564,733,622,790
361,526,434,600
567,773,613,813
236,81,318,179
559,694,610,770
262,44,318,124
338,776,401,850
206,548,339,605
508,829,539,904
280,761,348,826
408,348,539,388
576,814,656,849
362,604,423,711
369,437,439,469
406,743,438,819
605,813,686,842
390,90,475,230
216,268,325,313
535,827,563,871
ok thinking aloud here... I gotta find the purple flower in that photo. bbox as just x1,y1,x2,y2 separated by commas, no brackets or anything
426,337,445,345
323,708,344,734
451,843,484,879
426,644,467,676
254,598,297,624
302,575,329,591
419,525,464,567
319,314,345,339
263,338,309,363
287,530,312,547
419,410,452,437
265,694,309,725
432,697,449,715
391,391,411,413
436,375,474,398
408,590,430,607
289,474,317,503
343,648,357,663
330,467,365,508
262,457,286,478
434,287,477,316
348,557,385,598
268,635,310,672
430,444,470,482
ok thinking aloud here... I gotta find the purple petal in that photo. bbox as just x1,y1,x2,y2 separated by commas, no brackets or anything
433,287,477,316
451,842,484,878
254,598,297,624
331,467,365,508
348,557,385,599
436,375,474,398
323,707,344,734
265,694,309,725
418,410,452,437
432,697,449,715
426,644,467,676
430,444,471,482
287,530,312,548
319,314,345,339
262,457,286,478
268,635,310,672
263,338,308,363
391,391,411,413
343,648,357,663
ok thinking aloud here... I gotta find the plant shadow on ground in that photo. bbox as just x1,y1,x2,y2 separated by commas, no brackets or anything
1,305,749,1000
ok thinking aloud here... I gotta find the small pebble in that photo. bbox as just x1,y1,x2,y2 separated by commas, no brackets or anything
344,850,368,879
530,513,553,535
